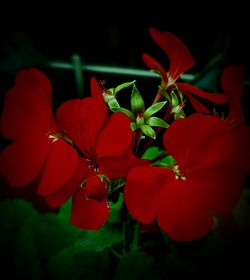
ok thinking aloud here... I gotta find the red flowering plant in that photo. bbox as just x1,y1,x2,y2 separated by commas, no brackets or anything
0,27,249,276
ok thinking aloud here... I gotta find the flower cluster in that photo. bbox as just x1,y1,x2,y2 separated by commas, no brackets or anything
0,27,249,242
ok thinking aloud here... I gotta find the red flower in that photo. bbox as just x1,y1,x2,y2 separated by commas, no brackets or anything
143,28,227,112
124,113,246,241
0,68,78,195
221,65,250,172
45,77,148,230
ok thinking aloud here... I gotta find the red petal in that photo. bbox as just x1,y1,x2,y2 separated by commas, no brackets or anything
0,133,51,187
96,112,133,158
90,76,103,100
177,82,228,107
44,158,92,208
190,162,245,214
149,28,195,82
1,68,53,140
98,152,150,179
38,138,79,196
246,127,250,172
156,180,213,241
124,165,175,224
221,66,245,127
239,126,250,172
15,68,52,94
142,53,168,82
221,65,245,99
84,175,107,201
56,97,108,158
163,114,239,169
71,176,110,230
181,91,211,113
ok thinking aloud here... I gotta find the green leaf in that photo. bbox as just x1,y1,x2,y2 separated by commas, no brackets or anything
74,250,110,280
142,146,175,166
46,246,82,280
179,91,184,102
0,199,37,248
47,247,110,280
107,98,120,109
142,146,164,160
0,198,36,229
102,91,115,102
114,80,136,95
170,90,179,107
111,107,135,120
75,223,123,252
7,227,42,279
158,155,176,166
146,116,169,128
130,122,138,131
144,101,167,119
28,199,81,259
114,251,167,280
173,110,186,120
131,84,145,113
108,192,124,225
140,124,156,139
158,86,171,102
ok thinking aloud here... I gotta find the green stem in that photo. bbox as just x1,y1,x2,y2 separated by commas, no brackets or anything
131,221,140,251
152,80,166,104
123,213,142,253
123,214,131,253
134,129,143,155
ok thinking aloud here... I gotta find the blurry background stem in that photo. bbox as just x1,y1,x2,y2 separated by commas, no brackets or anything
71,54,84,98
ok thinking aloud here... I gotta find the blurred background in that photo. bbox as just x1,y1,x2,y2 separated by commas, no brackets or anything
1,2,250,102
0,2,250,279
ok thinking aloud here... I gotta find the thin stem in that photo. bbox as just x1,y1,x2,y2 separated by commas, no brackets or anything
110,248,123,259
123,213,131,253
152,80,166,104
131,222,141,251
134,129,143,155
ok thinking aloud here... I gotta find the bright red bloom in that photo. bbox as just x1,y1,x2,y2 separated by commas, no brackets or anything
45,77,148,230
0,68,78,194
124,113,246,241
143,28,195,86
143,28,227,112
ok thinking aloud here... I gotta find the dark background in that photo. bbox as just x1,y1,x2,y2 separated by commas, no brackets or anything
1,2,250,101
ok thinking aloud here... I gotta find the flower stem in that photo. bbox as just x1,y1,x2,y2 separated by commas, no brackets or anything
134,129,143,155
131,221,140,251
123,214,131,253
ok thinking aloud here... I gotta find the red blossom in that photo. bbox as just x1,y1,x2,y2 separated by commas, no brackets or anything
143,27,228,112
0,68,78,194
45,77,148,230
143,28,195,85
221,65,250,172
71,174,110,230
124,113,246,241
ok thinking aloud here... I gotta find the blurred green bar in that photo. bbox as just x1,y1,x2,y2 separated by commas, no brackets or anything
48,61,195,81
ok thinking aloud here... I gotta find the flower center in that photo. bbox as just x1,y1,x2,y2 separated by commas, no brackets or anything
48,133,62,143
173,165,187,180
87,159,99,173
